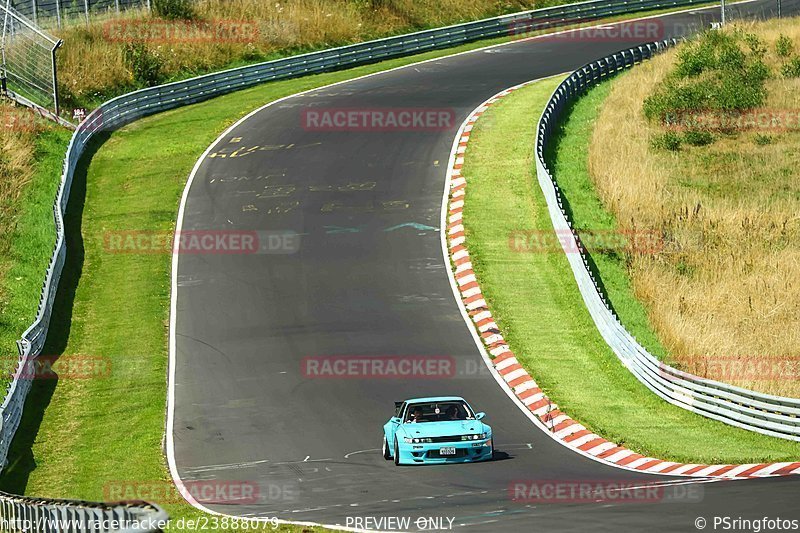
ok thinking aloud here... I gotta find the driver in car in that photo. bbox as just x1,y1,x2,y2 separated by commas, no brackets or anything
445,405,460,420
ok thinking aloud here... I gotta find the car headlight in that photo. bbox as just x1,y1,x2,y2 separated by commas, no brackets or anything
403,437,413,443
463,433,488,440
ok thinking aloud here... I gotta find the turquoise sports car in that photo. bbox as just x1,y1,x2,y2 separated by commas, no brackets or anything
382,396,493,465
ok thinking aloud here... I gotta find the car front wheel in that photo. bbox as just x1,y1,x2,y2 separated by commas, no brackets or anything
394,438,401,466
382,435,392,460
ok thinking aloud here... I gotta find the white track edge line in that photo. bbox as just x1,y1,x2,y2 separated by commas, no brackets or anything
437,78,762,482
164,3,761,528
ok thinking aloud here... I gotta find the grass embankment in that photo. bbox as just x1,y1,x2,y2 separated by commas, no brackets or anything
0,105,73,383
0,39,574,532
590,18,800,396
51,0,719,110
54,0,546,110
460,75,800,463
0,0,722,390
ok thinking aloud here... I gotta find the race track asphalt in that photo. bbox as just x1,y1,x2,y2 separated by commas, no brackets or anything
170,1,800,530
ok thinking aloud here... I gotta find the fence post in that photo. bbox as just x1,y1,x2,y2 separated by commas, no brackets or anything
0,3,7,88
83,0,89,25
55,0,60,29
31,0,36,26
51,40,61,117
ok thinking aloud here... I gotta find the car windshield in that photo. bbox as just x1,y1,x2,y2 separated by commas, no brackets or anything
405,401,473,423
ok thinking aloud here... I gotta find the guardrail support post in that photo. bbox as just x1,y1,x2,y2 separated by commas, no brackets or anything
51,40,61,117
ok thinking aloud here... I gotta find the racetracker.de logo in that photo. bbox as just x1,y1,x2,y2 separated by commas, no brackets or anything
508,19,664,42
301,108,457,132
12,355,111,380
659,357,800,383
104,480,260,505
1,109,40,133
302,355,457,379
508,229,664,254
103,230,300,255
102,19,260,43
662,109,800,131
509,480,703,504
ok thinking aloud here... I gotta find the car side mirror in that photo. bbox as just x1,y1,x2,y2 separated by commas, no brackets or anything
475,412,485,420
391,417,401,424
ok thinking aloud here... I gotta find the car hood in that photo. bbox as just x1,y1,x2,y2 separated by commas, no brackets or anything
401,420,489,437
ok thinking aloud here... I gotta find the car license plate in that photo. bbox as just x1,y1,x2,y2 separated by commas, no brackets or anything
439,447,457,455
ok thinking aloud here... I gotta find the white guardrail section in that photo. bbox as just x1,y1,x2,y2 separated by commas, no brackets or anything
534,40,800,442
0,0,717,528
0,492,168,533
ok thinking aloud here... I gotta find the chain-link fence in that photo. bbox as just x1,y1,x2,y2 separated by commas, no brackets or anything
1,0,62,115
10,0,149,28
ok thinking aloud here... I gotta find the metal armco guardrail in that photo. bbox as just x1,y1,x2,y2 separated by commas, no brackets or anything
0,0,733,528
0,492,168,532
534,40,800,441
4,0,714,470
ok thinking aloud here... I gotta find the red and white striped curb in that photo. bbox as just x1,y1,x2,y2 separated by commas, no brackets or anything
445,84,800,480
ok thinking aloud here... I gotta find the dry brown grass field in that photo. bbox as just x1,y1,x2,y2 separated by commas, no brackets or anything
590,17,800,396
0,104,37,259
53,0,539,108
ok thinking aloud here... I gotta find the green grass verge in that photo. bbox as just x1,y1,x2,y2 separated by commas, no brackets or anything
0,129,74,381
0,0,718,382
0,36,582,532
460,75,800,464
0,2,749,528
545,80,671,362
